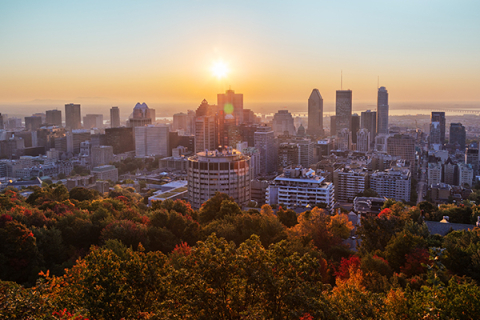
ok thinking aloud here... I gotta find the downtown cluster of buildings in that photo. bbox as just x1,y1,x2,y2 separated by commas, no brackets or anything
1,86,478,212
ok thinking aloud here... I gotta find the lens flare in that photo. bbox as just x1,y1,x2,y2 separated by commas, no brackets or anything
212,60,228,79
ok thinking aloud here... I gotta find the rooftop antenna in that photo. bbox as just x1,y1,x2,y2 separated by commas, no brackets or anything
341,70,343,90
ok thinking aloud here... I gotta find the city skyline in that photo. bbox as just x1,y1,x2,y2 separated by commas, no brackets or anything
0,1,479,106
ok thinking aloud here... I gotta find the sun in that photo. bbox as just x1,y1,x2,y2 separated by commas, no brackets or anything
211,60,229,79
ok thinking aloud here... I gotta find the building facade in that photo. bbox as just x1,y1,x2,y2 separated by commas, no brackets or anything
254,126,277,175
135,125,169,157
187,149,251,209
307,89,323,136
370,167,411,202
110,107,120,128
377,87,389,134
335,90,352,136
46,110,62,126
65,103,82,130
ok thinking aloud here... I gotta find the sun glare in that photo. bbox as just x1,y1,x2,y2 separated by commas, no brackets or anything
212,60,228,79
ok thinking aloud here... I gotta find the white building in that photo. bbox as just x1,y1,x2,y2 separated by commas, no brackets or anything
266,167,335,211
458,163,473,187
187,148,251,209
428,162,442,186
135,125,169,157
370,167,411,202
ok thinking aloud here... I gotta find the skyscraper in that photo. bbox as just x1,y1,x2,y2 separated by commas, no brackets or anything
335,90,352,136
351,113,360,144
217,89,243,125
450,123,466,150
272,110,296,136
110,107,120,128
254,126,277,175
429,112,446,149
195,116,217,153
361,110,376,148
65,103,81,130
307,89,323,136
46,110,62,126
330,116,336,137
377,87,389,134
83,114,103,129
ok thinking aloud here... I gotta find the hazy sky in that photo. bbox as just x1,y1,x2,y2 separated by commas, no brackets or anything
0,0,479,106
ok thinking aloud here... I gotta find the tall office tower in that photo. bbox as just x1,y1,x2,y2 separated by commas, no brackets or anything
217,89,244,125
330,116,336,136
351,113,360,143
376,87,389,134
272,110,296,136
465,148,479,182
195,116,217,153
135,125,169,157
24,116,42,131
187,149,251,209
129,102,154,127
172,113,188,132
195,99,216,117
110,107,120,128
65,103,82,130
0,113,4,130
307,89,324,136
46,110,62,126
361,110,376,148
429,112,446,150
387,134,415,169
83,114,103,129
254,126,277,175
443,158,458,185
243,109,256,124
449,123,466,150
105,127,135,154
356,129,370,152
335,90,352,136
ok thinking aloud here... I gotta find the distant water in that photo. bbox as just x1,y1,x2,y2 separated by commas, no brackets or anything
0,101,478,120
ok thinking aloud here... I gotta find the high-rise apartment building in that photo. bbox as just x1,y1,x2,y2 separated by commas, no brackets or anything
187,149,251,209
195,116,217,153
266,167,335,211
377,87,389,134
333,167,369,202
217,89,244,125
278,143,299,168
351,113,360,144
430,112,446,148
254,126,277,175
336,128,351,151
272,110,296,136
83,114,103,129
428,162,442,186
449,123,466,150
335,90,352,135
370,167,411,202
361,110,376,148
296,138,315,168
458,163,474,187
110,107,120,128
135,125,169,157
46,110,62,126
65,103,82,130
307,89,323,136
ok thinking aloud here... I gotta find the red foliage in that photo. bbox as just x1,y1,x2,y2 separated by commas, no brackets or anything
300,313,313,320
378,208,392,218
400,248,429,277
335,255,361,280
172,242,192,256
52,309,89,320
0,214,13,227
372,255,389,265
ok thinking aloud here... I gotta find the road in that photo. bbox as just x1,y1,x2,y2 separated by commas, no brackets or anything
417,155,427,204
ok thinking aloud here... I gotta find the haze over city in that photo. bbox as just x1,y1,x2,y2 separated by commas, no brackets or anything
1,0,479,117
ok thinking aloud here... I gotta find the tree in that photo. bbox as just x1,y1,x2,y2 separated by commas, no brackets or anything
69,187,98,202
277,207,298,227
198,192,235,223
100,220,149,250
